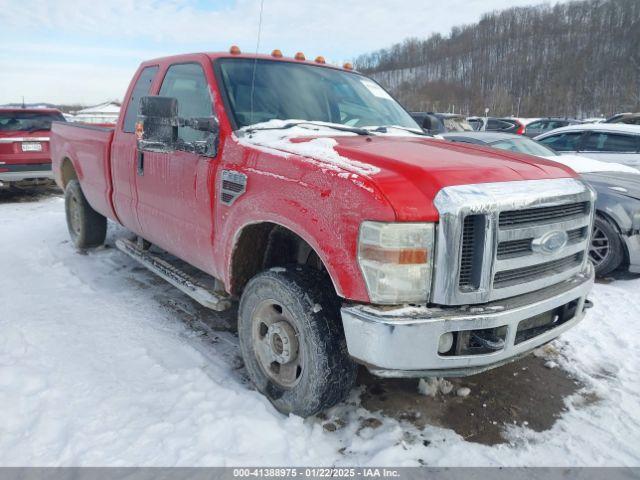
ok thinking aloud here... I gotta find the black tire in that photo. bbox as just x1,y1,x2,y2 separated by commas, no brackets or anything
590,214,624,277
64,179,107,249
238,267,357,417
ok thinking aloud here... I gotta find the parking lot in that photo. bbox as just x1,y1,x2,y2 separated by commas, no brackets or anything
1,187,639,466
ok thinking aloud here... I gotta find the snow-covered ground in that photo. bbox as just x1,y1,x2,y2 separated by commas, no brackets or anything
1,195,639,466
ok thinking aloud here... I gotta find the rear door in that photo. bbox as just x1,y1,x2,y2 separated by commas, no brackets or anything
134,60,218,272
577,131,640,167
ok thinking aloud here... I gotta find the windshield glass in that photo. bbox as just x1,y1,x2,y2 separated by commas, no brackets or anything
216,58,420,130
489,137,559,157
0,111,65,132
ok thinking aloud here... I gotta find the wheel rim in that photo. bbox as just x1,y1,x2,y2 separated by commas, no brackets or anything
589,225,611,267
69,194,82,236
251,300,303,388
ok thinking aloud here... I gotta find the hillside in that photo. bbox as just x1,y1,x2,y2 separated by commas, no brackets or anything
354,0,640,117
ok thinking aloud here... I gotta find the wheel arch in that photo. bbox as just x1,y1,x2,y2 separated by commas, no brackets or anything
228,220,342,299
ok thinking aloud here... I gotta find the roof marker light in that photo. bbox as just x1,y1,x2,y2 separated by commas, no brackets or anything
229,45,241,55
294,52,306,61
271,49,283,58
314,56,326,64
343,62,353,70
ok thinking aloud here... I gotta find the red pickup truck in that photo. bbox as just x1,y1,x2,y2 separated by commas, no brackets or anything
51,50,595,416
0,107,65,189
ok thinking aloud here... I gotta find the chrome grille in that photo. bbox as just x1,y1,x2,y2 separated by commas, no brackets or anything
496,226,587,259
499,202,589,228
494,252,584,288
432,178,595,306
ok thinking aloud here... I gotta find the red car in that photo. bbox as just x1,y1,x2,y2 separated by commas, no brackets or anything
0,108,66,189
50,50,595,416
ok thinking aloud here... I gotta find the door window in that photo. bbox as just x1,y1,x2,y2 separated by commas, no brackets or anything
582,132,639,152
538,132,583,152
123,66,158,133
159,63,213,144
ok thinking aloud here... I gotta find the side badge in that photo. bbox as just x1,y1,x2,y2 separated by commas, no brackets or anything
220,170,247,206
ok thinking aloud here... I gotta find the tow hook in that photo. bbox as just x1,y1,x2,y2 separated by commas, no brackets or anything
470,331,505,351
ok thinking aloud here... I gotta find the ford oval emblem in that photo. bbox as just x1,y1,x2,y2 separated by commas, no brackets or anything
532,230,568,255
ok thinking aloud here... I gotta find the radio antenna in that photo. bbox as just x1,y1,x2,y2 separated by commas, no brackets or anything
249,0,265,126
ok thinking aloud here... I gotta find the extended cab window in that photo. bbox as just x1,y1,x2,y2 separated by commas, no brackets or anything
159,63,213,143
538,132,583,152
216,58,418,130
123,66,158,133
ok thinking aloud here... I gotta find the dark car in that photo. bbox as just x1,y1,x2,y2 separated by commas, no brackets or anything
523,118,582,138
605,113,640,125
410,112,473,134
441,131,640,277
467,116,525,134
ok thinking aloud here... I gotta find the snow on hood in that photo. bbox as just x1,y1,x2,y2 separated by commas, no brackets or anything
543,154,639,174
236,120,426,176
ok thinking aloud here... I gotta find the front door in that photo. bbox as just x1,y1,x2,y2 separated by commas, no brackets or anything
134,61,217,273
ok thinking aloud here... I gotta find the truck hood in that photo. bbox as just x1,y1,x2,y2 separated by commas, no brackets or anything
242,131,578,221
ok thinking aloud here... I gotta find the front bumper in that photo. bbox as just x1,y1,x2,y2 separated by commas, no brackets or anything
341,263,594,378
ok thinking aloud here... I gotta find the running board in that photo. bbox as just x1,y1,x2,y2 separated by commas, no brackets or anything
115,238,232,311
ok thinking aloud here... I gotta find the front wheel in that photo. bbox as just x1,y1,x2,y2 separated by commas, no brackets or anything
65,179,107,249
590,215,624,277
238,267,357,417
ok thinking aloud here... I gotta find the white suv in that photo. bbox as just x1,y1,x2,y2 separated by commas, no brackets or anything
535,123,640,168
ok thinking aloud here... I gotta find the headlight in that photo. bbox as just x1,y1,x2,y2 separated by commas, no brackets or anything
357,222,435,304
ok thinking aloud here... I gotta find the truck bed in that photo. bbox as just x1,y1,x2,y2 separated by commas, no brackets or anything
50,122,117,221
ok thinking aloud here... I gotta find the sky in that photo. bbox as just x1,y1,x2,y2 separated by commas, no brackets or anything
0,0,569,105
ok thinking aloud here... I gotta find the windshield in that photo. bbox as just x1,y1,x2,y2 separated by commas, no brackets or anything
489,137,559,157
0,111,65,132
216,58,420,130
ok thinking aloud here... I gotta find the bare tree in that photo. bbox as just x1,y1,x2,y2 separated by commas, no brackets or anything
354,0,640,117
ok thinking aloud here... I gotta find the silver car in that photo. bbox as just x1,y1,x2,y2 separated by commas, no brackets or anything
535,123,640,168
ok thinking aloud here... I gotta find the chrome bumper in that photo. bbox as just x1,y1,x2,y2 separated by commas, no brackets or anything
0,170,53,181
341,263,594,378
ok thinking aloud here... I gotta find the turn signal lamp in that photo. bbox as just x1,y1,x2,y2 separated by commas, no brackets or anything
135,121,144,140
229,45,242,55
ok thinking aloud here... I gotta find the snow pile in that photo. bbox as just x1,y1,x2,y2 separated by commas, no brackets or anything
545,154,639,174
1,197,640,466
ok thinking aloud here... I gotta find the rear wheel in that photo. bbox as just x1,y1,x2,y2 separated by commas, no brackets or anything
590,215,624,277
238,267,357,417
65,179,107,249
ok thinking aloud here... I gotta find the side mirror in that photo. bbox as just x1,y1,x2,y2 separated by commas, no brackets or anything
136,96,178,152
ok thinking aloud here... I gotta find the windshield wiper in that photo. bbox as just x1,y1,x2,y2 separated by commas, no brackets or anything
366,125,429,136
244,121,372,136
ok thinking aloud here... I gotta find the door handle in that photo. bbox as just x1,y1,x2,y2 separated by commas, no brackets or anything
137,150,144,176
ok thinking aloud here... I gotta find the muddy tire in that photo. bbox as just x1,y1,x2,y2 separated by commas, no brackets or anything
590,214,624,277
64,179,107,249
238,267,357,417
